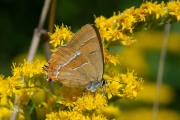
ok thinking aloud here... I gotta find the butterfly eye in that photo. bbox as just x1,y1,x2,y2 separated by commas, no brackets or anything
102,78,107,86
42,65,48,71
46,76,52,82
44,65,48,68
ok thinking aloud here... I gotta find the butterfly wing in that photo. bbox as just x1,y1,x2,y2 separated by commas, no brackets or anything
45,24,104,87
68,24,104,81
46,45,97,87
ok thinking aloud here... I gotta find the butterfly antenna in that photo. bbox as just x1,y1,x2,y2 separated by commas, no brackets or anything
106,82,113,99
106,78,125,84
99,79,112,99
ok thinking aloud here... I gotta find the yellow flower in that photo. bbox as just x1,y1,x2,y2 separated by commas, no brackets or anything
46,111,88,120
0,59,47,107
51,92,107,119
94,15,107,29
73,93,107,112
57,88,107,115
12,59,46,79
140,2,166,19
104,49,120,66
167,1,180,21
11,59,47,88
103,70,143,99
103,74,123,99
0,76,24,97
118,9,136,32
95,11,136,44
91,114,107,120
0,95,14,108
49,24,74,49
94,16,113,41
120,70,144,99
46,111,107,120
134,7,146,22
94,1,180,47
0,108,12,120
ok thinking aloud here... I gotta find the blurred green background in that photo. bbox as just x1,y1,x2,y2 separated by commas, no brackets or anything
0,0,179,119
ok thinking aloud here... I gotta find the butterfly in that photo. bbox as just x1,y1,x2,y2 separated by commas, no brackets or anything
43,24,106,92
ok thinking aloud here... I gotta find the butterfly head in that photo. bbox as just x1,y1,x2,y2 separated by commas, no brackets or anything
42,65,53,82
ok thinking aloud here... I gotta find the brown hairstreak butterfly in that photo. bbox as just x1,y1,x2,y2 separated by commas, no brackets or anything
43,24,106,92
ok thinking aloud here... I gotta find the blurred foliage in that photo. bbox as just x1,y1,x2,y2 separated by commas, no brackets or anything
116,30,180,119
120,31,180,88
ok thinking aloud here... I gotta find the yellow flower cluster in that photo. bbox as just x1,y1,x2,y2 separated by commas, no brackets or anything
46,111,107,120
12,59,46,79
104,70,144,99
0,107,12,120
45,69,143,119
167,1,180,21
0,75,24,97
104,48,120,66
95,13,136,46
49,24,74,51
73,93,107,112
46,92,107,120
0,59,47,119
95,1,180,47
119,70,144,99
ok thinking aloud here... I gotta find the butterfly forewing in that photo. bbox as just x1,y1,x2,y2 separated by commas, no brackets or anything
45,24,104,88
68,25,104,80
